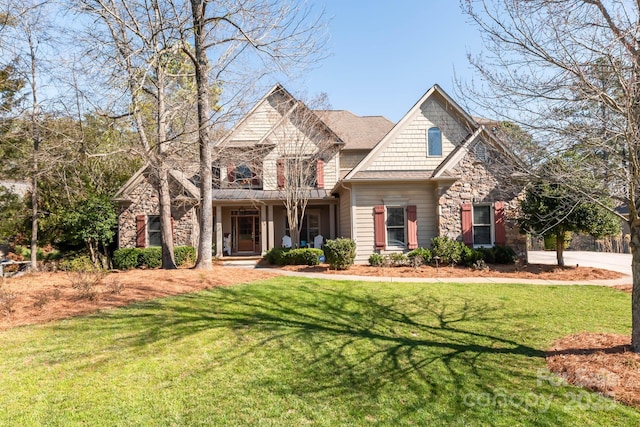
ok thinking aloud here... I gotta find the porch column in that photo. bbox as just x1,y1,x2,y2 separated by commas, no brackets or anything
329,203,336,239
215,204,223,257
268,204,275,249
261,205,267,254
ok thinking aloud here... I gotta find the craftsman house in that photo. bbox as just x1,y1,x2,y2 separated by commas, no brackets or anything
115,84,527,263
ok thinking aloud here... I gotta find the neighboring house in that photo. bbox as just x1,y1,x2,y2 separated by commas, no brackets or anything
115,83,527,263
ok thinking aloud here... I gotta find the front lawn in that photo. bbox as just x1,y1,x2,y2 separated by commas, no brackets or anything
0,277,637,426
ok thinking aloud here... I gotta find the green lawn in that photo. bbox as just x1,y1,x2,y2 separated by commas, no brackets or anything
0,277,638,426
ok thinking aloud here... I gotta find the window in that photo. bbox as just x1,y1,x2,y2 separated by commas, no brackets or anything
474,142,487,162
285,210,321,246
428,127,442,157
147,215,162,247
232,163,260,188
472,205,493,247
280,158,317,188
386,207,406,247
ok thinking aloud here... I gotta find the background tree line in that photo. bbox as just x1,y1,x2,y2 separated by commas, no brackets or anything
0,0,327,270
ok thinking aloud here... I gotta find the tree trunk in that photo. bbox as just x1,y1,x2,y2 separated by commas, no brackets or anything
28,31,39,272
156,65,176,270
158,167,176,269
191,0,213,270
555,231,565,267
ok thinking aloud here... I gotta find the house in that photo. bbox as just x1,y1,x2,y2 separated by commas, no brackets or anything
115,84,527,263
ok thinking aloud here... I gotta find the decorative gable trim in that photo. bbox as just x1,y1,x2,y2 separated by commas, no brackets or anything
114,165,149,201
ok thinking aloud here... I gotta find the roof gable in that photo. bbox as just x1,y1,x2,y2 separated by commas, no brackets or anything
220,84,342,150
344,85,480,180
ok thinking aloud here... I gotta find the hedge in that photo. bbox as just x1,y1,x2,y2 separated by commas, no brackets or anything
112,246,197,270
264,247,324,266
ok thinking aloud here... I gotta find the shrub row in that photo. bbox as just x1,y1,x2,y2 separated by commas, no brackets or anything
264,238,357,270
264,247,324,266
112,246,196,270
368,237,516,268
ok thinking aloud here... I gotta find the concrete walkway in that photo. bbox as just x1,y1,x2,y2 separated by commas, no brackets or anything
225,251,634,287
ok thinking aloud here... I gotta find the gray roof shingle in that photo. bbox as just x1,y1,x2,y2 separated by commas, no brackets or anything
317,110,394,150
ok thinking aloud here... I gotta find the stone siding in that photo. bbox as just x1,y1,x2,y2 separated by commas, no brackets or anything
118,177,196,249
437,147,528,261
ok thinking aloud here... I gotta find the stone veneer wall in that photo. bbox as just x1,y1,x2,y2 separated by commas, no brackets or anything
118,178,196,249
437,148,528,261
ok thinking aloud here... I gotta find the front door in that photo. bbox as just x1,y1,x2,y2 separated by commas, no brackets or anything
232,210,260,254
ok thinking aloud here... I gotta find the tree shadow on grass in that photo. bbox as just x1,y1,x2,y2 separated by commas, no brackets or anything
52,278,546,419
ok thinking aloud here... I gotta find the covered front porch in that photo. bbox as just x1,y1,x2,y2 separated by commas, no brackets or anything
210,189,338,257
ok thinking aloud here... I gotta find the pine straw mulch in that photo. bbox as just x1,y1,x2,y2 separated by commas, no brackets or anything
0,267,278,331
273,262,626,281
547,333,640,408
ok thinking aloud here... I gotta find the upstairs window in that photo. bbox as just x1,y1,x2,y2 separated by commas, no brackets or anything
427,127,442,157
278,158,318,188
228,162,261,188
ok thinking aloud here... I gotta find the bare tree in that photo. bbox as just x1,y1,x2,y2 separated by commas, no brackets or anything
78,0,199,269
182,0,328,269
462,0,640,350
270,93,336,248
0,1,59,270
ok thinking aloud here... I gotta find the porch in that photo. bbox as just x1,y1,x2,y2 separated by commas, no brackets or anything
211,197,338,258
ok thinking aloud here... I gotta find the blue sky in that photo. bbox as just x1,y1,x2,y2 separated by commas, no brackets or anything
292,1,483,122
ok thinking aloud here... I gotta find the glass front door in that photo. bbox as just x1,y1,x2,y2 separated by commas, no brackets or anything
232,210,260,254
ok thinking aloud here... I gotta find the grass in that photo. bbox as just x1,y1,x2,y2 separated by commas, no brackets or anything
0,277,638,426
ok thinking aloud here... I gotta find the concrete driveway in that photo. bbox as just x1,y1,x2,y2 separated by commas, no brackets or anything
528,250,632,276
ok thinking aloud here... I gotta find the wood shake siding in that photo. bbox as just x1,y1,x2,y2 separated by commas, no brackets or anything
367,99,468,171
351,183,438,263
231,100,280,141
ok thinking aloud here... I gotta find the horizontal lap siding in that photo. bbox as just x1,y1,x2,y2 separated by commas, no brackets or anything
352,183,437,263
338,187,351,239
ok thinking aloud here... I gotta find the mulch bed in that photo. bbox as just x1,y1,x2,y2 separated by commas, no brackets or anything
547,333,640,407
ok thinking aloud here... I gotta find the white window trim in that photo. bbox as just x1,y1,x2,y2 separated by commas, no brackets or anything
472,204,494,248
385,205,407,249
427,127,443,157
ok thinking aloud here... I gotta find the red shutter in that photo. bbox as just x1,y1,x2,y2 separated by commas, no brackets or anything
136,215,146,248
407,205,418,249
461,203,473,247
251,162,260,186
277,159,285,189
227,162,235,183
374,205,386,250
316,158,325,189
494,201,506,245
